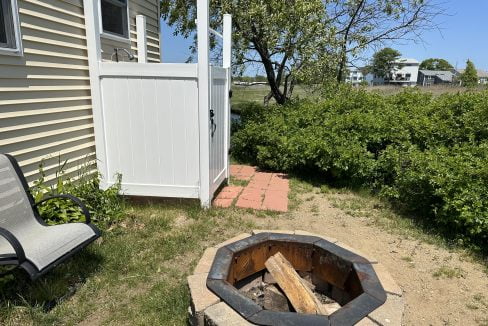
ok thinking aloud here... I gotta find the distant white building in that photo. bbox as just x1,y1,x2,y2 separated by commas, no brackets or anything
345,67,365,85
388,58,420,86
362,58,420,86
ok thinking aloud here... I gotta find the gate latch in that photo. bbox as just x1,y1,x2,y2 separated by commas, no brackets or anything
210,109,217,137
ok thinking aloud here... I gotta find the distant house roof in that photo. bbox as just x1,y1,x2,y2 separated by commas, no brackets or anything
419,70,454,82
457,69,488,78
395,58,420,65
478,70,488,78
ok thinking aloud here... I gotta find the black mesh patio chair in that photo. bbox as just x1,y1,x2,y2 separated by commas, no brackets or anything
0,154,100,280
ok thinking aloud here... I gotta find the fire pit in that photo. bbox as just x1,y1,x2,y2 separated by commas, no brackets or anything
188,231,405,326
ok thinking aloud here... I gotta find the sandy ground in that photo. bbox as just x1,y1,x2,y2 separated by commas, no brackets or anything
248,191,488,326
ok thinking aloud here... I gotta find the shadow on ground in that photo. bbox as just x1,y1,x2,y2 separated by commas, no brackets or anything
0,249,103,312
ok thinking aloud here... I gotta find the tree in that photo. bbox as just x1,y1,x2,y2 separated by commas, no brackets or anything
370,48,401,80
161,0,339,105
332,0,445,82
161,0,445,105
460,60,478,87
419,58,453,70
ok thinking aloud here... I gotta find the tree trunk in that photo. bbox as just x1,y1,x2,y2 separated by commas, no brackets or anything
264,91,274,106
252,38,287,105
336,0,365,83
337,51,347,83
262,59,286,105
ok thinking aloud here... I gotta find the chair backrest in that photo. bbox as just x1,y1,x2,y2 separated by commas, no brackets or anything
0,154,37,233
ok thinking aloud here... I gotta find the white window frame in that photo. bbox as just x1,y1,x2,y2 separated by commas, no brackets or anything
0,0,23,56
98,0,131,44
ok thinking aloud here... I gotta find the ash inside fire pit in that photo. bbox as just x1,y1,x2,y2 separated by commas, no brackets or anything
236,270,341,314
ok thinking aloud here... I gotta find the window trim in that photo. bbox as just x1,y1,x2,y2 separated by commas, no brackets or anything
0,0,23,56
98,0,131,44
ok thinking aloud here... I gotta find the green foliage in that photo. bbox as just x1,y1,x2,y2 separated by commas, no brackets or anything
232,88,488,248
31,159,125,225
461,60,479,87
162,0,338,104
419,58,454,71
370,47,401,79
161,0,440,104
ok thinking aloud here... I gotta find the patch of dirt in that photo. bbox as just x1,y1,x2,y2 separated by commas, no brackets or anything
173,214,193,228
249,191,488,326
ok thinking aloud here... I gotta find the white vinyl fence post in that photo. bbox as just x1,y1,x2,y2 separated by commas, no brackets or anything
83,0,109,189
197,0,211,208
223,15,232,70
223,14,232,179
136,15,147,63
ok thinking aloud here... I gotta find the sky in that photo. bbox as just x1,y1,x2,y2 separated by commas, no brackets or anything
160,0,488,73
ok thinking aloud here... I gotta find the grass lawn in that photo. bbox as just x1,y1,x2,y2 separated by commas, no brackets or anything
232,84,314,109
0,201,255,325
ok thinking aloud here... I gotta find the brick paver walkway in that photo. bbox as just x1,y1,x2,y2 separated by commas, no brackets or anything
213,165,289,212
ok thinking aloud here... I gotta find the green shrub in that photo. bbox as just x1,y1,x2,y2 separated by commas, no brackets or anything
379,143,488,240
31,159,125,225
232,88,488,247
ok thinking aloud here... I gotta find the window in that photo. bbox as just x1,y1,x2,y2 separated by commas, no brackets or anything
0,0,21,55
101,0,129,39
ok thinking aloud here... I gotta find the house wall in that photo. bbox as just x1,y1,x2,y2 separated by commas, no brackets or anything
0,0,160,185
345,69,365,85
390,63,419,86
364,73,384,85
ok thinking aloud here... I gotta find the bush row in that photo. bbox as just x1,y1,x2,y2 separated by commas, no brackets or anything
232,88,488,247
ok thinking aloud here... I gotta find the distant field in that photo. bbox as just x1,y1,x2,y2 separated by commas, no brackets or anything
231,84,315,109
364,85,488,96
232,84,487,110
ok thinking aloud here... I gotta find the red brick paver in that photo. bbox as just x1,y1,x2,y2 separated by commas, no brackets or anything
262,190,288,212
213,165,289,212
212,186,243,208
232,165,256,181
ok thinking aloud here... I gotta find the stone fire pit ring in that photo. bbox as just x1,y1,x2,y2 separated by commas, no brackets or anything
188,230,405,326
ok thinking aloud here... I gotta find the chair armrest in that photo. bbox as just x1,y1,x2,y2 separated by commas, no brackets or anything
0,227,26,264
33,194,92,224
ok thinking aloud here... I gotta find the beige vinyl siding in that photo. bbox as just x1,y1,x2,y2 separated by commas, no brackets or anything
0,0,95,185
100,0,161,62
0,0,161,185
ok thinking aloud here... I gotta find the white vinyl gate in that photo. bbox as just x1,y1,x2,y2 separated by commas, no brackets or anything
209,67,229,196
83,1,232,207
98,63,202,199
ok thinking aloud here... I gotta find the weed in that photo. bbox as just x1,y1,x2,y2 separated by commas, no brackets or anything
432,265,464,279
31,157,124,225
310,204,319,213
230,176,250,187
320,185,330,194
